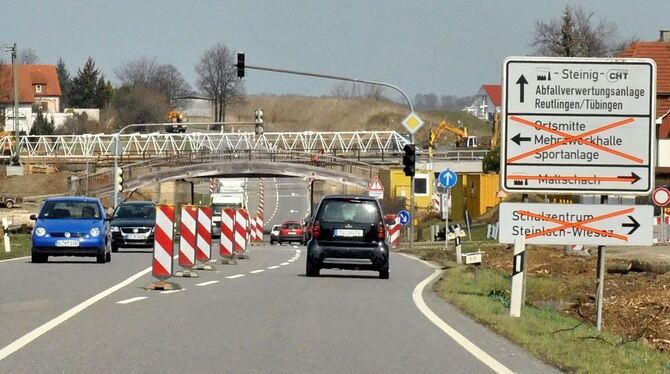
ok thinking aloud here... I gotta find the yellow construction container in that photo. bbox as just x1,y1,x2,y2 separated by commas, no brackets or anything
378,168,434,211
464,173,500,219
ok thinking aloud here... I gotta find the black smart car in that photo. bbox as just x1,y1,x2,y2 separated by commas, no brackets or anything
109,201,156,252
306,195,391,279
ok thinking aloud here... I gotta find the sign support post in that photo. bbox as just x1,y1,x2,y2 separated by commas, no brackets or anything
663,208,667,244
444,186,449,251
595,195,608,331
510,235,525,317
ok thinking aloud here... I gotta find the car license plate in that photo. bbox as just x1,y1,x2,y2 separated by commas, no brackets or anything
56,240,80,247
126,234,145,240
334,229,363,237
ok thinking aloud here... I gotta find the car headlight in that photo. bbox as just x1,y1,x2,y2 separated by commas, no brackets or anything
35,227,46,237
110,226,120,232
90,228,101,237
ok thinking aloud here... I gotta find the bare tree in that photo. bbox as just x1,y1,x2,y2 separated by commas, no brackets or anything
364,84,386,101
331,82,350,98
532,5,628,57
195,43,245,126
19,48,39,64
115,57,193,106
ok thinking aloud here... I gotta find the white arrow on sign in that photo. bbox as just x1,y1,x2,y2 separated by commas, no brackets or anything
498,202,652,246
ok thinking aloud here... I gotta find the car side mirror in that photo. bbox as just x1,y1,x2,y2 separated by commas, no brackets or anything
29,214,37,221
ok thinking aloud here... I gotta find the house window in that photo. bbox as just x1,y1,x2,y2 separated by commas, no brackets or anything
35,85,42,93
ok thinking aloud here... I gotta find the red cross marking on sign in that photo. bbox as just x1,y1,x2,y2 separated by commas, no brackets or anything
516,207,635,242
507,116,641,164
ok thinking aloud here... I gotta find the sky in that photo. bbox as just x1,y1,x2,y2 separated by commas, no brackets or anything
2,0,669,100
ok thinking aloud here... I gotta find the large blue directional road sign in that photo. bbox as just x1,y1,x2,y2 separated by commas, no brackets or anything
398,210,410,226
439,169,458,189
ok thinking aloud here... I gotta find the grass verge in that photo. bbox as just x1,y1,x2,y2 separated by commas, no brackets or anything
404,246,670,373
0,234,32,261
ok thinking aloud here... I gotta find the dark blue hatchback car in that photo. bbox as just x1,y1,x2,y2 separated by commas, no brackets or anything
31,197,111,263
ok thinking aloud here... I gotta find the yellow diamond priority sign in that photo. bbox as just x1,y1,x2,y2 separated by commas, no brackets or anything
402,112,424,134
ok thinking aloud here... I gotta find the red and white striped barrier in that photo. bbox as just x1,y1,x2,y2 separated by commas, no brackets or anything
257,178,264,217
249,214,259,243
386,214,401,248
234,209,249,255
256,214,264,243
178,205,197,274
196,206,212,264
219,208,235,257
432,192,441,213
152,205,175,280
654,216,670,225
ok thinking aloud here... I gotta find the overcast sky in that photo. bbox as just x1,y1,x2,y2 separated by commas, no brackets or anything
3,0,669,99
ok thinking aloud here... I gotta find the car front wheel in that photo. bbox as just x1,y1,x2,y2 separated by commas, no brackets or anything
31,251,47,263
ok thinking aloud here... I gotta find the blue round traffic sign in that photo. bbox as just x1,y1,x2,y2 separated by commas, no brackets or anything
398,210,410,225
439,169,458,189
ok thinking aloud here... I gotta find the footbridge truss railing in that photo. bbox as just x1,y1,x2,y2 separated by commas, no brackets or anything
0,130,410,162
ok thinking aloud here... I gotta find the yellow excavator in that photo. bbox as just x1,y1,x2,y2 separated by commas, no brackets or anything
428,120,479,157
166,111,187,133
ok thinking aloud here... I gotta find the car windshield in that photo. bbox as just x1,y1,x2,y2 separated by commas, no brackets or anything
318,199,380,224
272,225,281,231
283,223,302,229
39,200,101,219
114,204,155,219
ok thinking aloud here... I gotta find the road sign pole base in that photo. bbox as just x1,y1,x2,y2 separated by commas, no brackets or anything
174,269,199,278
195,263,215,271
219,256,237,265
144,280,180,291
237,253,249,260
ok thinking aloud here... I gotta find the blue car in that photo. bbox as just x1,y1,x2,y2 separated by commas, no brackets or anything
31,197,111,263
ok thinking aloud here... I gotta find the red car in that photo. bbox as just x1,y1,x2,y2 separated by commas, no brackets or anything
279,221,306,245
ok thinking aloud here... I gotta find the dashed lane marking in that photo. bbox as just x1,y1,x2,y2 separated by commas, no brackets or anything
267,266,280,270
116,296,148,305
249,269,265,274
226,274,245,279
160,289,185,294
196,280,219,287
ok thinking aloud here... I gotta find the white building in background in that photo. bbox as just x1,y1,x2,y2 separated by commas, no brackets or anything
463,84,501,122
0,64,61,133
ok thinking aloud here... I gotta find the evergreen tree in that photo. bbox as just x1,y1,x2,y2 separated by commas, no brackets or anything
56,58,71,111
69,57,106,108
29,109,55,136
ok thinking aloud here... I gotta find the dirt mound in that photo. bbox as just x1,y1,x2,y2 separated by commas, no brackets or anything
0,173,70,197
483,245,670,351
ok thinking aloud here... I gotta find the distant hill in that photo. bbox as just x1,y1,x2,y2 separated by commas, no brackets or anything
228,95,492,147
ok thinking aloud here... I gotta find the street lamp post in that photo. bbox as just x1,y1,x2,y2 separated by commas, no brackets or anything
113,123,179,208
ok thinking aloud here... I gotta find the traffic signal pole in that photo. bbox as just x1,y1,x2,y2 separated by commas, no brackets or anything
236,54,418,251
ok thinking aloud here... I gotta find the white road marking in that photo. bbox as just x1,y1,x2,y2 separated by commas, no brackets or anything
0,256,30,264
196,280,219,287
226,274,245,279
400,253,514,374
116,296,148,305
280,262,289,266
296,250,302,254
249,269,264,274
160,289,185,294
0,265,153,361
293,245,298,249
267,265,280,270
267,177,279,224
287,259,295,263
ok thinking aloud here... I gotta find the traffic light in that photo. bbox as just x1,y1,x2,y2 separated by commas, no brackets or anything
254,108,264,135
115,167,124,193
237,53,245,78
402,144,416,177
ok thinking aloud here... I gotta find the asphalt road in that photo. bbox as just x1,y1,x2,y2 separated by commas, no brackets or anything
0,242,557,373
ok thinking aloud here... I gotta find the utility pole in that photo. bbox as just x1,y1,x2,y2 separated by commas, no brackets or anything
4,43,19,165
